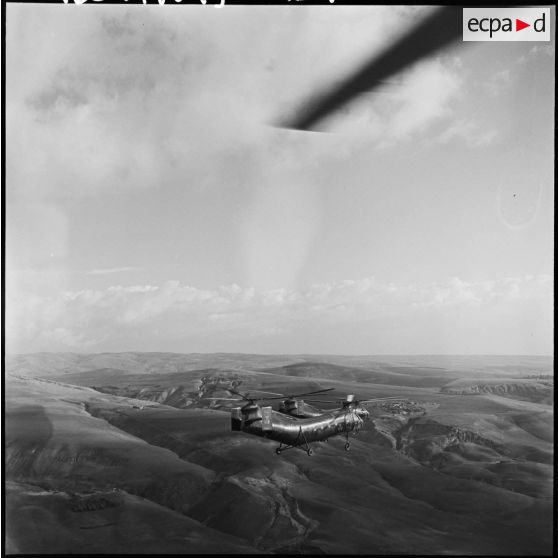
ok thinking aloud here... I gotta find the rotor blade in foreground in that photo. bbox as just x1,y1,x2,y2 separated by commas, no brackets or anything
279,6,462,131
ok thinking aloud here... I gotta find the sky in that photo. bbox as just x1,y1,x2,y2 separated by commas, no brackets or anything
5,3,554,355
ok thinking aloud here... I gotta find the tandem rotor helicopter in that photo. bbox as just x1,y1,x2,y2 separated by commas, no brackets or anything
205,387,406,456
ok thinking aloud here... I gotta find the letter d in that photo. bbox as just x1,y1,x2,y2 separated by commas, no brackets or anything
534,13,546,32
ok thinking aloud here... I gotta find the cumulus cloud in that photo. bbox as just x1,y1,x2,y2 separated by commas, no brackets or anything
6,275,552,354
434,118,498,148
85,267,142,275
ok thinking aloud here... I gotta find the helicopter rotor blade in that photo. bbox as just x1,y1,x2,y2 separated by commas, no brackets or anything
202,397,244,401
279,6,462,131
231,389,286,396
286,388,336,398
302,399,339,403
226,389,252,401
224,388,287,402
226,387,335,401
320,396,405,404
359,397,410,404
257,395,295,401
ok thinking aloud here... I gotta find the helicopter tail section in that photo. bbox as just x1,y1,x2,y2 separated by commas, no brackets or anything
231,405,273,432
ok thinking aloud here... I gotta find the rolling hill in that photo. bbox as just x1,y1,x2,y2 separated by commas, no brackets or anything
4,353,553,554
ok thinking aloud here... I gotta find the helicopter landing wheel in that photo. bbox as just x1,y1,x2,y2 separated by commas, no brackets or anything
345,442,350,451
276,448,282,455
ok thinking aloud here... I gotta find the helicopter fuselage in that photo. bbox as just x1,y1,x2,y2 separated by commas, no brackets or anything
232,402,369,454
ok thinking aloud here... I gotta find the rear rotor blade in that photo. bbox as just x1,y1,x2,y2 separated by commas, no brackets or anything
226,388,287,400
255,395,294,401
359,397,409,404
202,398,243,401
279,6,462,131
227,387,335,401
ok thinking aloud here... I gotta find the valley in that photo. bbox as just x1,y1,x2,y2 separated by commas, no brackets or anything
4,353,553,554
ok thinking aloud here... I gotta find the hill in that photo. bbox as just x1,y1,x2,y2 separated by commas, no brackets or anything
4,353,553,554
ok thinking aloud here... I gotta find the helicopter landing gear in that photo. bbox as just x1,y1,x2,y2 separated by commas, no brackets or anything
344,431,351,451
275,427,314,456
275,442,313,456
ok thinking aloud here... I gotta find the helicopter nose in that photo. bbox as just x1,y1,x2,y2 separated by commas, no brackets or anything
356,407,369,420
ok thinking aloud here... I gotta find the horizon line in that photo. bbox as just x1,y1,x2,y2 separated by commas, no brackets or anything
6,351,554,358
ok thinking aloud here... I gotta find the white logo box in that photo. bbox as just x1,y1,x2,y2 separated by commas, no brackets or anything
463,7,551,41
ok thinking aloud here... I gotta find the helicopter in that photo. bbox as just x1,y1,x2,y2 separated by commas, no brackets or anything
206,387,408,456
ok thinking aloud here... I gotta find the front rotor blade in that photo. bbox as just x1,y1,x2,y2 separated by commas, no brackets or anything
226,389,251,401
242,389,285,396
289,388,336,398
226,388,287,399
280,6,462,131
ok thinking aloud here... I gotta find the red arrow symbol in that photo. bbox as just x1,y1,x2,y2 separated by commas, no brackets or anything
516,18,530,32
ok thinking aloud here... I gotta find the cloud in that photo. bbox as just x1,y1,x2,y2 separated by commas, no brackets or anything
6,275,552,354
528,44,554,58
7,5,465,205
484,68,512,97
8,6,217,200
85,267,142,275
6,5,471,293
385,58,461,141
6,6,552,355
434,118,498,148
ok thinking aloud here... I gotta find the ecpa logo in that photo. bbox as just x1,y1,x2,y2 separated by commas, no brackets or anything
463,8,551,41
